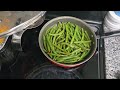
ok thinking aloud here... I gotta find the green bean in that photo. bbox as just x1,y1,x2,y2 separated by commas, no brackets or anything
50,25,57,33
84,31,90,40
49,30,64,36
66,25,77,50
78,50,90,61
46,24,56,34
80,29,91,48
58,21,62,28
45,35,51,53
71,48,82,54
74,41,91,44
56,33,64,41
66,26,72,43
46,43,50,53
75,43,90,51
76,27,82,41
52,28,62,44
43,35,47,51
69,28,74,36
49,53,67,57
52,43,70,55
61,42,73,48
74,26,82,41
46,35,54,52
58,55,81,64
63,57,81,64
56,50,69,55
69,22,75,27
56,55,78,63
45,28,51,35
65,24,69,43
81,28,85,41
43,21,91,64
57,38,65,44
43,48,47,53
70,25,78,44
49,54,53,58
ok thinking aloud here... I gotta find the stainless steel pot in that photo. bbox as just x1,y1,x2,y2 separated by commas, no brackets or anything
39,16,97,68
39,16,120,68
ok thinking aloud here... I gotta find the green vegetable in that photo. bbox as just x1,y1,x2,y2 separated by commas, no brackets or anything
43,21,91,64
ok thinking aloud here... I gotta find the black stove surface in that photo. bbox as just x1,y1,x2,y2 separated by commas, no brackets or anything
0,11,106,79
9,20,104,79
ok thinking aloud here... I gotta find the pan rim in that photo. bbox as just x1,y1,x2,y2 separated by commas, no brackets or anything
38,16,97,68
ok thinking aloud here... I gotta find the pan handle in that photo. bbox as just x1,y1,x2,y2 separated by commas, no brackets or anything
97,30,120,39
77,20,120,39
11,30,26,51
83,20,102,25
83,20,120,39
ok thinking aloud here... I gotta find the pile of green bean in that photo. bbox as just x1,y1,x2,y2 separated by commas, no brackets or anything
43,22,91,64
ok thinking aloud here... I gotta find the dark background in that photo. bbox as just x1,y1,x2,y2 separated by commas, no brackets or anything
46,11,107,21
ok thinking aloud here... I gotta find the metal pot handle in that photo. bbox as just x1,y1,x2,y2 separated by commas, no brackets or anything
83,20,120,39
96,29,120,39
11,30,26,51
11,12,46,51
83,20,102,25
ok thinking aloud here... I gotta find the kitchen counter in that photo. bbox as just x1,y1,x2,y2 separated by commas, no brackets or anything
105,36,120,79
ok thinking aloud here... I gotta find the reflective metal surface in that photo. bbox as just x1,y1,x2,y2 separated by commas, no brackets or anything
0,11,46,51
0,11,46,38
39,16,97,68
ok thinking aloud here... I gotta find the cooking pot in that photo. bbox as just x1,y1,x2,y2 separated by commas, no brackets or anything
39,16,97,68
39,16,120,68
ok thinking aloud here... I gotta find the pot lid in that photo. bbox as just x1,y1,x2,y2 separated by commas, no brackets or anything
0,11,46,38
0,11,46,50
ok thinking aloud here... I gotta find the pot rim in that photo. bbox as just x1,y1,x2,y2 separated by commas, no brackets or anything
38,16,97,68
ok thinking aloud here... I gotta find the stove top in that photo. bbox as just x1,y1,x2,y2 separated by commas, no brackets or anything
0,12,106,79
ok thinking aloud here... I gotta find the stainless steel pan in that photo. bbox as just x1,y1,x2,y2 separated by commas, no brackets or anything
39,16,97,68
39,16,120,68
